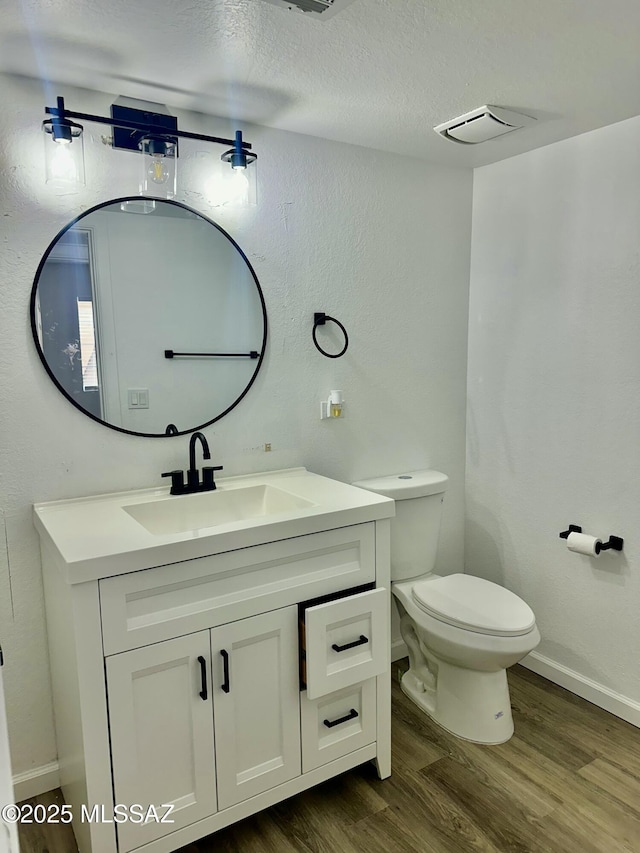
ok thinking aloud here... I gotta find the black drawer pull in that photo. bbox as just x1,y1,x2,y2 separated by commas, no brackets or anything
197,655,208,701
332,634,368,653
220,649,230,693
323,708,358,728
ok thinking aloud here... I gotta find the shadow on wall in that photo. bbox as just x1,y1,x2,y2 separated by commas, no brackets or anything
0,34,296,126
467,398,516,477
185,80,295,126
464,504,506,587
0,33,121,85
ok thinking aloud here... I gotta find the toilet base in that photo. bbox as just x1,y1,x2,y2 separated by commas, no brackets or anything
400,659,514,745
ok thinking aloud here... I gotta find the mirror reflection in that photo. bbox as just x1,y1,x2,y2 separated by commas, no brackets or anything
31,198,267,436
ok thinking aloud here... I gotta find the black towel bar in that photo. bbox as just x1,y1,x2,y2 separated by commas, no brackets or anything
165,349,259,359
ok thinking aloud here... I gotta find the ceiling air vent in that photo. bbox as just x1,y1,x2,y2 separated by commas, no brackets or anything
259,0,356,20
434,105,536,144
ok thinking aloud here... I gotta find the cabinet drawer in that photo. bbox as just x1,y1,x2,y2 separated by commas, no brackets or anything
100,524,375,655
304,588,388,699
301,679,376,773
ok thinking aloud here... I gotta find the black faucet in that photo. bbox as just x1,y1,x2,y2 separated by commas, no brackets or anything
162,432,223,495
188,432,210,487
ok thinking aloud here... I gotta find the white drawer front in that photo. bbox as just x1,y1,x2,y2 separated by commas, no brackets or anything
100,525,375,655
301,679,376,773
305,588,388,699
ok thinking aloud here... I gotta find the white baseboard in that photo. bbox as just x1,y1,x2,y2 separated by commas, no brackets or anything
522,651,640,729
391,638,407,662
12,761,60,802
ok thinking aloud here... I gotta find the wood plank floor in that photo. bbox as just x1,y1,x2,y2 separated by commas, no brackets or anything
18,662,640,853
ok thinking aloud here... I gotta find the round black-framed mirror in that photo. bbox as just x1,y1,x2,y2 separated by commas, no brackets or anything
30,197,267,437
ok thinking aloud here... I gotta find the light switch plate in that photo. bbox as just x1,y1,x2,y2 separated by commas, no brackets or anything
127,389,149,409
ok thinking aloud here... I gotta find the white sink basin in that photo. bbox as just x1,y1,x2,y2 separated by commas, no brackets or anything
123,484,316,535
33,468,395,583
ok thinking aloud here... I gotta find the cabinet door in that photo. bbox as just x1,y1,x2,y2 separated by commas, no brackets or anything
106,632,216,852
212,606,301,810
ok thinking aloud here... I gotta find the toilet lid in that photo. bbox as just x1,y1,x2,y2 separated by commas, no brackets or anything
411,574,535,637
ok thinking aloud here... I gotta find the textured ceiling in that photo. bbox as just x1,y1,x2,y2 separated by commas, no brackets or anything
2,0,640,167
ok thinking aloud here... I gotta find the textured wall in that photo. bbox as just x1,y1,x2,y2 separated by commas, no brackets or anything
0,75,472,775
467,114,640,703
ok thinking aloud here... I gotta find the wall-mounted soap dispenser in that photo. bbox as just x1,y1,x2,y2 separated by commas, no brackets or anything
320,390,344,419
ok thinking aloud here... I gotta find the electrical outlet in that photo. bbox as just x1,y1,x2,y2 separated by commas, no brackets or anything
241,443,273,453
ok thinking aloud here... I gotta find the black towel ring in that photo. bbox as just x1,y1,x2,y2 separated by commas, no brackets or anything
312,312,349,359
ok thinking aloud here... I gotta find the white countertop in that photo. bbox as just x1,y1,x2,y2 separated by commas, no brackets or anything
34,468,394,584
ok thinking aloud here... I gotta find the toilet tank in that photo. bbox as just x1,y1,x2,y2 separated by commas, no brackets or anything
353,470,448,581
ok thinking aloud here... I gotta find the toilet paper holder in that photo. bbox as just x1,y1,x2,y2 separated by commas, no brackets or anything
559,525,624,553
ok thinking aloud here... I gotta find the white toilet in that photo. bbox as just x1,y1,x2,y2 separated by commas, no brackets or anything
353,470,540,744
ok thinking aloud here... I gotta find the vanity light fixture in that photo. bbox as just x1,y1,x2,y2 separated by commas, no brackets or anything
42,96,257,204
217,130,254,207
42,98,85,188
139,134,178,200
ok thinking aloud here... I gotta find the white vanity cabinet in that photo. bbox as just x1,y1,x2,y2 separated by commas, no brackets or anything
34,468,394,853
107,608,301,851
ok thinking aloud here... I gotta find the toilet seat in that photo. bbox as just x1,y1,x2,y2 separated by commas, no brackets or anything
411,573,535,637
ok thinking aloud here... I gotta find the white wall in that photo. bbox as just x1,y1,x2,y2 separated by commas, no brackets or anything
467,114,640,714
0,74,472,780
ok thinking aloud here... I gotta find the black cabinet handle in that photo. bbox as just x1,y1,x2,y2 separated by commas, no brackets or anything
332,635,368,653
197,655,208,701
323,708,358,729
220,649,230,693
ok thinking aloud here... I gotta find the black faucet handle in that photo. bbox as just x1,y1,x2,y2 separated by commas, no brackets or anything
202,465,223,490
161,470,185,495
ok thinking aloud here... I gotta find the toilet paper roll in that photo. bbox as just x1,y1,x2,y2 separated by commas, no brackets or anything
566,531,602,557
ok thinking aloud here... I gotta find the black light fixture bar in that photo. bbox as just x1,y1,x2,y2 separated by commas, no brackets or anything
111,103,178,152
44,96,253,152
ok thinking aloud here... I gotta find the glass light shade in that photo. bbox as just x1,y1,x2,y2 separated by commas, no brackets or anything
203,158,257,208
43,125,85,189
120,199,157,215
139,136,177,199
